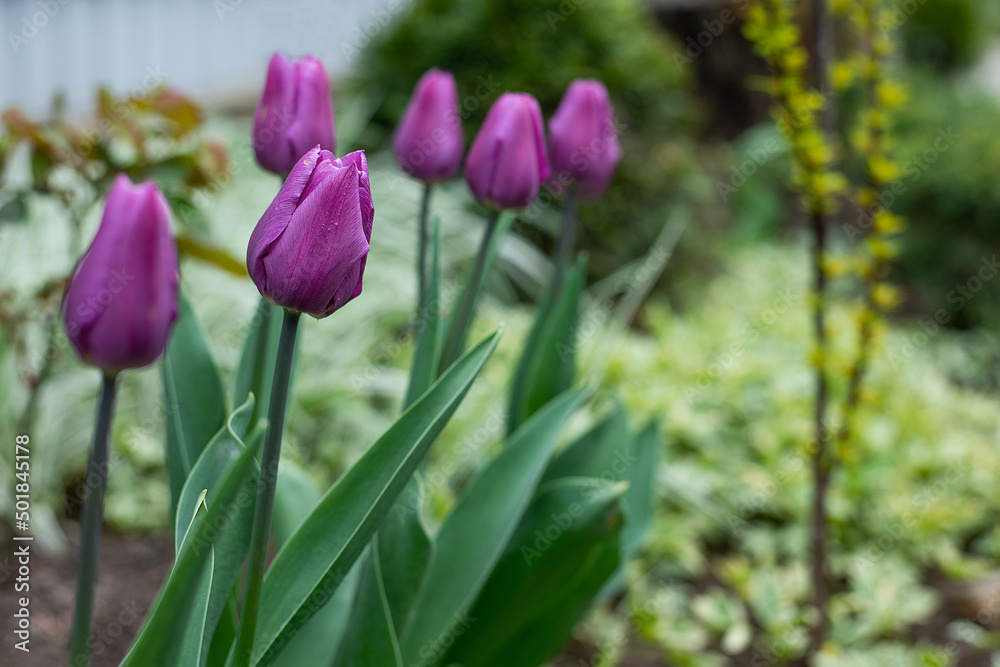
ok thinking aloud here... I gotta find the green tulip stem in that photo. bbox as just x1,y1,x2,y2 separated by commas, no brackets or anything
68,372,118,667
553,186,578,297
440,210,500,371
234,309,300,667
417,182,434,318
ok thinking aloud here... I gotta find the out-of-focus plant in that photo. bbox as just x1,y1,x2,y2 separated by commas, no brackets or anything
895,0,1000,72
828,0,907,481
70,51,663,666
606,243,1000,664
745,0,913,657
354,0,701,281
0,85,236,440
889,70,1000,330
744,0,845,652
61,174,180,667
393,67,464,315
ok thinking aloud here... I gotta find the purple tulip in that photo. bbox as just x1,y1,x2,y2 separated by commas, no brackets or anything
465,92,550,209
63,174,179,373
247,146,374,318
394,68,464,182
548,80,622,198
253,52,336,176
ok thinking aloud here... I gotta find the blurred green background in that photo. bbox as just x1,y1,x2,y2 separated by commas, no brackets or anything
2,0,1000,664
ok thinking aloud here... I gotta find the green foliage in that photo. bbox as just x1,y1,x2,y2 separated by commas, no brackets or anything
163,291,229,518
354,0,702,278
246,331,501,665
889,69,1000,328
442,479,625,667
507,258,583,433
896,0,1000,71
120,404,262,667
584,243,1000,663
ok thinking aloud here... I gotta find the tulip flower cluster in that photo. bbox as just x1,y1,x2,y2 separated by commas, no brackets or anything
253,52,337,177
395,70,622,207
60,52,627,667
63,174,179,373
393,68,623,338
247,146,373,318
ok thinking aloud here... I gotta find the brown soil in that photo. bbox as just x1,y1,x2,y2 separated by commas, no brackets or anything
0,523,994,666
0,524,173,667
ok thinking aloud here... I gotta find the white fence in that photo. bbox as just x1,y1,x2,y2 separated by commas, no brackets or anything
1,0,409,114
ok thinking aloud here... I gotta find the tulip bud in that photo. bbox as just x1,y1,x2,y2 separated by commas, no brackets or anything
63,175,179,373
548,79,622,199
247,146,374,318
465,92,550,209
253,52,336,176
393,68,464,182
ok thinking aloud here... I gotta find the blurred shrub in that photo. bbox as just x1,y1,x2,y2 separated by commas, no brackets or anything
587,243,1000,663
352,0,709,281
896,0,999,71
888,70,1000,328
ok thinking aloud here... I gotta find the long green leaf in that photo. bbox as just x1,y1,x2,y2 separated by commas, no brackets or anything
162,291,228,517
330,541,405,667
170,396,262,667
333,479,431,667
337,214,443,665
244,330,502,666
507,259,583,435
540,397,629,486
405,215,443,408
232,298,283,434
173,396,257,548
174,497,213,666
272,462,359,667
621,418,661,557
441,479,626,667
119,427,262,667
399,388,587,665
439,210,514,373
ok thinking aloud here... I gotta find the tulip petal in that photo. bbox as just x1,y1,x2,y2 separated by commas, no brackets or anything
287,57,336,165
63,175,179,371
465,92,549,209
247,145,323,289
393,69,464,181
260,163,370,317
548,80,621,199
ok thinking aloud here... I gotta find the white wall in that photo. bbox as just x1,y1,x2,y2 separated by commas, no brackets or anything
2,0,409,114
